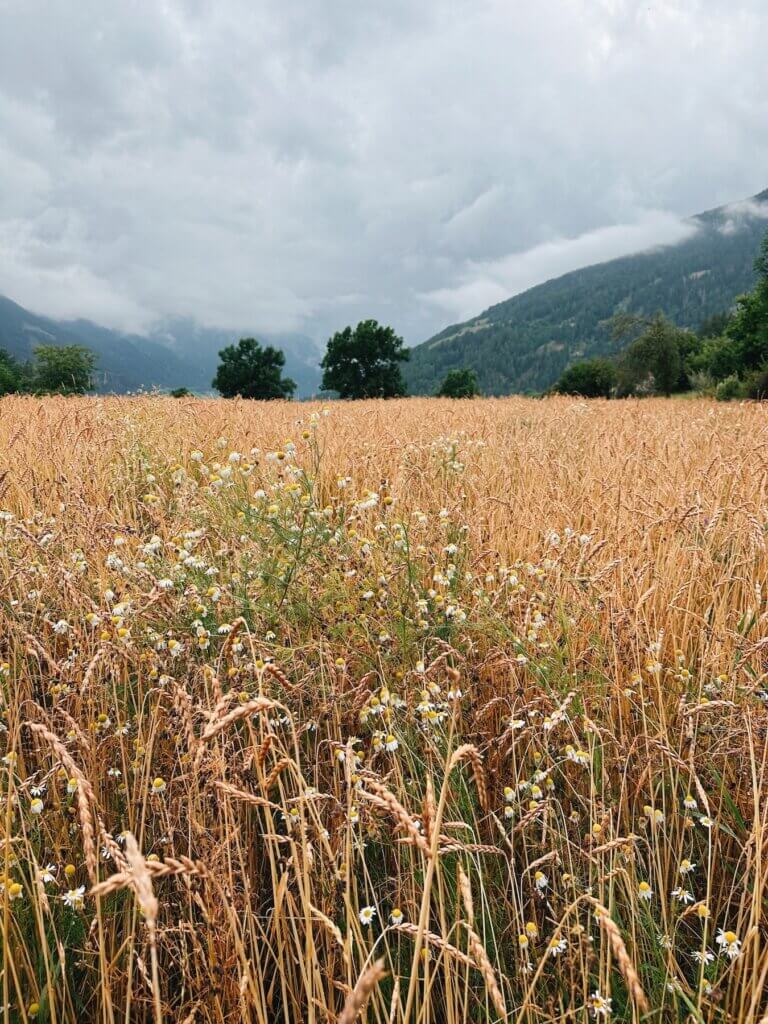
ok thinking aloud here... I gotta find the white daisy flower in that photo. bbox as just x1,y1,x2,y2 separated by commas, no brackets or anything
358,906,376,926
62,886,86,910
716,929,741,960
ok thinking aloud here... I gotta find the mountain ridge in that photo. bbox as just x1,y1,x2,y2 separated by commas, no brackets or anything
405,188,768,394
4,188,768,399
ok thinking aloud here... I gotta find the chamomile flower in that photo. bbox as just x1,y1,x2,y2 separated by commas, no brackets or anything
358,905,376,926
39,864,57,884
6,882,23,902
678,858,696,875
390,908,404,925
62,886,86,910
534,870,548,892
716,929,741,959
692,949,715,964
638,881,653,901
547,936,567,956
643,805,664,826
671,887,694,905
150,777,167,795
283,807,300,830
29,797,44,815
589,991,612,1018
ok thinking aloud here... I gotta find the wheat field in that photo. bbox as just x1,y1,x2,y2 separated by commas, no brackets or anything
0,394,766,1024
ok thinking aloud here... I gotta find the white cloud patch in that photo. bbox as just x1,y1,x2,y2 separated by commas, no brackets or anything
717,199,768,235
0,0,766,345
420,211,699,321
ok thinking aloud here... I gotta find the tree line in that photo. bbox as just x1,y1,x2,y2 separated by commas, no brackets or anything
0,345,97,396
211,320,480,399
3,223,766,402
0,324,474,401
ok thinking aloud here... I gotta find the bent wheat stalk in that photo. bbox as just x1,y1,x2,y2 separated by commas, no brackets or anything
124,833,163,1024
339,958,386,1024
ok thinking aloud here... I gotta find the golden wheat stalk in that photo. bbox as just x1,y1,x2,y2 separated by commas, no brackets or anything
124,833,163,1024
360,778,430,855
590,900,649,1014
25,721,100,881
338,958,386,1024
200,696,277,742
392,923,475,968
91,855,207,898
466,926,508,1020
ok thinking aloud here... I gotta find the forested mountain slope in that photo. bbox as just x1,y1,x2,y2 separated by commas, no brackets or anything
406,189,768,394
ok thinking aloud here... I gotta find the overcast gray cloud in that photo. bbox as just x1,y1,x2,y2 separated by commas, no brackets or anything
0,0,767,346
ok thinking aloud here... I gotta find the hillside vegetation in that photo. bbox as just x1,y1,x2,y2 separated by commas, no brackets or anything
0,395,766,1023
406,190,768,394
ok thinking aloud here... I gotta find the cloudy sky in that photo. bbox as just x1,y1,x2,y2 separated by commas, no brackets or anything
0,0,767,348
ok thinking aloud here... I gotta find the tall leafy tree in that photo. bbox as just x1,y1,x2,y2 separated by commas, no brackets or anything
33,345,96,395
0,348,28,395
614,314,689,396
321,320,408,398
212,338,296,399
698,311,732,338
726,230,768,371
687,334,741,382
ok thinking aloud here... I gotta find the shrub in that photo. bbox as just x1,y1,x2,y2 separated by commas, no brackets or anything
554,358,616,398
715,374,748,402
436,368,480,398
746,365,768,400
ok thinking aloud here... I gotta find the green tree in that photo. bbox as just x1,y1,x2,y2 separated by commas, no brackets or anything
33,345,96,394
687,334,741,382
321,320,408,398
615,314,685,396
170,387,192,398
698,311,732,338
437,367,480,398
0,349,29,396
726,230,768,372
747,365,768,400
212,338,296,400
554,358,616,398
